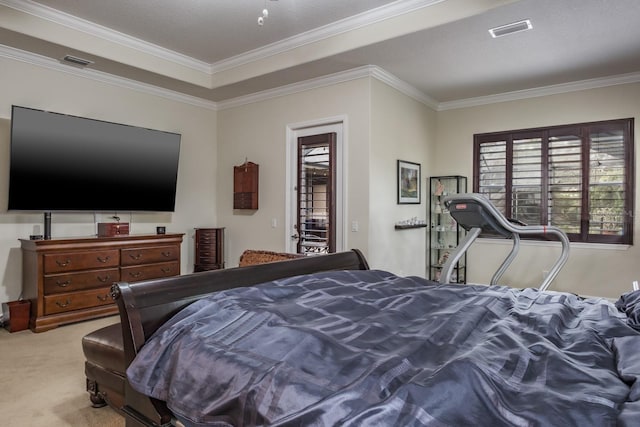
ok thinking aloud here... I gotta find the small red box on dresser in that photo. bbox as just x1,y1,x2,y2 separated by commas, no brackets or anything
97,223,130,237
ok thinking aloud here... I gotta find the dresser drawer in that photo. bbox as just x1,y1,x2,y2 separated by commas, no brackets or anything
197,230,217,246
196,241,216,250
196,246,218,258
121,245,179,266
44,268,120,294
44,250,120,274
196,255,219,265
121,261,179,282
21,233,184,332
44,287,113,315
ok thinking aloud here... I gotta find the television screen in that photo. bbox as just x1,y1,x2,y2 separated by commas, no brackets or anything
8,106,181,212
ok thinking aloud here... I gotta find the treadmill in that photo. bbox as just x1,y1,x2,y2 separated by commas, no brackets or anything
439,193,570,292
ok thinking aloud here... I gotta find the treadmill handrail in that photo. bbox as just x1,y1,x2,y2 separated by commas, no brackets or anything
442,193,570,291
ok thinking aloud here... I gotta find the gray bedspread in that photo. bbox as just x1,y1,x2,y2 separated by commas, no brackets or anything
127,270,640,427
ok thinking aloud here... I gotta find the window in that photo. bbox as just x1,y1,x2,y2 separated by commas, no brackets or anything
474,118,634,244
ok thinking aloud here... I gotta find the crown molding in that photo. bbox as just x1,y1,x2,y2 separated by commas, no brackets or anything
0,44,218,110
212,0,444,73
4,31,638,115
217,65,441,111
1,0,444,77
217,65,377,110
370,67,439,109
1,40,432,112
0,0,212,74
438,72,640,111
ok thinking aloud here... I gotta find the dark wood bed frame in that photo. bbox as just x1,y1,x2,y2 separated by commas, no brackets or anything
111,249,370,427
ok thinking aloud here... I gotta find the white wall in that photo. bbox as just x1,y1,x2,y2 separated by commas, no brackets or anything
435,83,640,299
369,79,436,276
0,55,218,304
217,79,371,267
4,49,634,305
216,77,436,272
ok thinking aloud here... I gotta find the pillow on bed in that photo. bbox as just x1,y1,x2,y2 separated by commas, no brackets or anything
616,290,640,330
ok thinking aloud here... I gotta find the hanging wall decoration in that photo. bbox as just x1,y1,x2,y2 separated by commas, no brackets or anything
397,160,421,204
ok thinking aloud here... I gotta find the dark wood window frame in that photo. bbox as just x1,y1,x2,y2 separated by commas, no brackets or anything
473,118,634,245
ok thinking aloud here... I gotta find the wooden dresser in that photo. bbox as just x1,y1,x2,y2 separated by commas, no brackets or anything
194,228,224,272
20,233,184,332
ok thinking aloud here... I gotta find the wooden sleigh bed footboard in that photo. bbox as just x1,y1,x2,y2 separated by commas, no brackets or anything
111,249,370,427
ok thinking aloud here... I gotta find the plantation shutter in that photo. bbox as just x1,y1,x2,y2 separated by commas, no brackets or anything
474,118,633,244
548,129,583,235
588,125,627,238
512,135,542,225
477,139,507,212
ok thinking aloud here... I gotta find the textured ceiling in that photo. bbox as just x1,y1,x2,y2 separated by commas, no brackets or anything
2,0,639,106
30,0,400,63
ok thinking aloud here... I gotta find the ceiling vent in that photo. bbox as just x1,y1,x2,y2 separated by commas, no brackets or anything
489,19,532,38
61,55,93,67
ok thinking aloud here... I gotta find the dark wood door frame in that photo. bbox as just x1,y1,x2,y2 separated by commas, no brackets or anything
296,133,336,254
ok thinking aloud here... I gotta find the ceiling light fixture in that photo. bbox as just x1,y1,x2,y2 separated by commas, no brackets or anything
257,0,278,26
488,19,532,38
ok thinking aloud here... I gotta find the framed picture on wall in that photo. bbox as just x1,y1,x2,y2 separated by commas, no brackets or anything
397,160,421,204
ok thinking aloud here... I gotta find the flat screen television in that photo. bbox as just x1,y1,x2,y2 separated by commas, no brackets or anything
8,105,181,212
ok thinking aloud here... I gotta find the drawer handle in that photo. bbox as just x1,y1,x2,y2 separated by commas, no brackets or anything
56,259,71,267
161,267,172,273
129,272,142,278
96,294,110,302
97,275,111,283
129,254,142,260
161,251,172,257
97,256,111,263
56,280,71,288
56,299,71,308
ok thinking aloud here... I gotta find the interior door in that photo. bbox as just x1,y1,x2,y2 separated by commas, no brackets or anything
295,133,336,254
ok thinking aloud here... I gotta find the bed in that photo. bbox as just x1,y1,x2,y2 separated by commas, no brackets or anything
112,248,640,427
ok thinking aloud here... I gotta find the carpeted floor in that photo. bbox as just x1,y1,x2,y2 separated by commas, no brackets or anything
0,316,125,426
